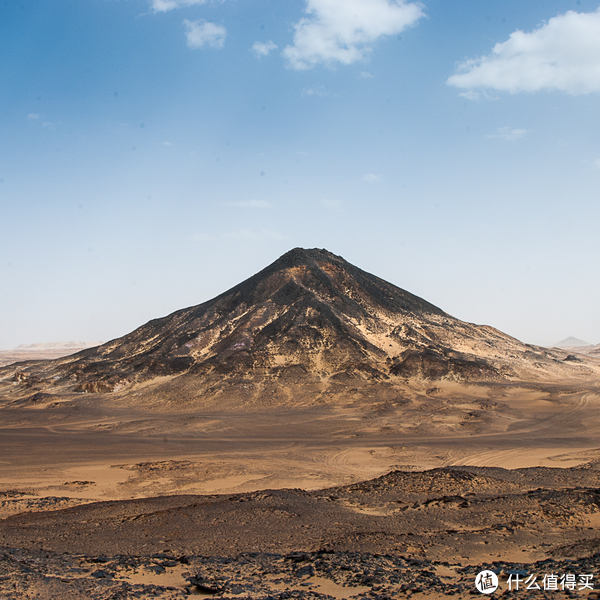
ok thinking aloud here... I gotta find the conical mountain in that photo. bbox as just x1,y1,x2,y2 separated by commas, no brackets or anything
4,248,595,405
554,337,590,348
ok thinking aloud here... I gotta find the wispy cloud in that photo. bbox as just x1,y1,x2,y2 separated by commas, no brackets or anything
302,86,329,97
161,141,173,146
362,173,382,183
448,7,600,95
150,0,208,13
251,40,277,58
184,19,226,49
282,0,425,70
592,158,600,170
486,127,529,141
458,90,497,102
359,71,374,79
222,200,272,208
27,113,57,130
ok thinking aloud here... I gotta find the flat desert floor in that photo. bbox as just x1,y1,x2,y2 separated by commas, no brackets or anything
2,379,600,510
2,377,600,598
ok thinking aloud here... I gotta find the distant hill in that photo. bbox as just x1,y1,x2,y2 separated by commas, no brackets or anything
554,337,591,348
0,342,102,368
13,342,103,351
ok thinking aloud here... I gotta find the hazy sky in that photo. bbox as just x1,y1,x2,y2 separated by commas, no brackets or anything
1,0,599,349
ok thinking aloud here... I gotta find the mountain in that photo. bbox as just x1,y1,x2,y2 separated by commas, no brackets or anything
2,248,597,406
554,337,591,348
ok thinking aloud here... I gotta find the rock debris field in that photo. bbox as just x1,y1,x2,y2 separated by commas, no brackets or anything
3,464,600,598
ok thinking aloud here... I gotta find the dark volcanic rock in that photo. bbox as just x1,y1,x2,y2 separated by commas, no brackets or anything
3,465,600,561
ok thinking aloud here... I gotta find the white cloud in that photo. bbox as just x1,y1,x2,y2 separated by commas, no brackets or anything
42,122,56,131
161,141,173,146
448,7,600,95
362,173,382,183
223,200,272,208
27,113,40,119
252,40,277,58
486,127,529,141
282,0,425,70
184,19,226,49
359,71,374,78
151,0,207,13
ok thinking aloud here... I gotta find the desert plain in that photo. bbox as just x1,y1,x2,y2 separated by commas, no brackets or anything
1,248,600,599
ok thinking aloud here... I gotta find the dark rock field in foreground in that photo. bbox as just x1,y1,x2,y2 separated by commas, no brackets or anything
3,464,600,598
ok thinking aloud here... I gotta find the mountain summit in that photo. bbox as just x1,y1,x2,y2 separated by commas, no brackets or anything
4,248,595,405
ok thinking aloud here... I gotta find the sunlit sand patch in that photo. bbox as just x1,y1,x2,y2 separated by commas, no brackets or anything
268,573,371,599
454,446,600,469
111,562,189,589
339,499,403,516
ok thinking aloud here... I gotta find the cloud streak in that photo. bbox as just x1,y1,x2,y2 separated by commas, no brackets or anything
283,0,425,70
486,127,529,141
448,7,600,95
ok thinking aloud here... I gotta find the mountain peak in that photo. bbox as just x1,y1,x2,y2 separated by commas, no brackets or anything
258,247,346,274
234,247,446,320
277,247,339,264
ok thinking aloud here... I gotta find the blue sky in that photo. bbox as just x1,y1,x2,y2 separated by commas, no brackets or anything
1,0,599,349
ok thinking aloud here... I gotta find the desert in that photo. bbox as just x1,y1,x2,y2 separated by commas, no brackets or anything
1,248,600,598
6,0,600,596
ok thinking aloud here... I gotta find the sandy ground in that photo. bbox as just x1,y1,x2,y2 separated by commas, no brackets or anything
1,379,600,516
